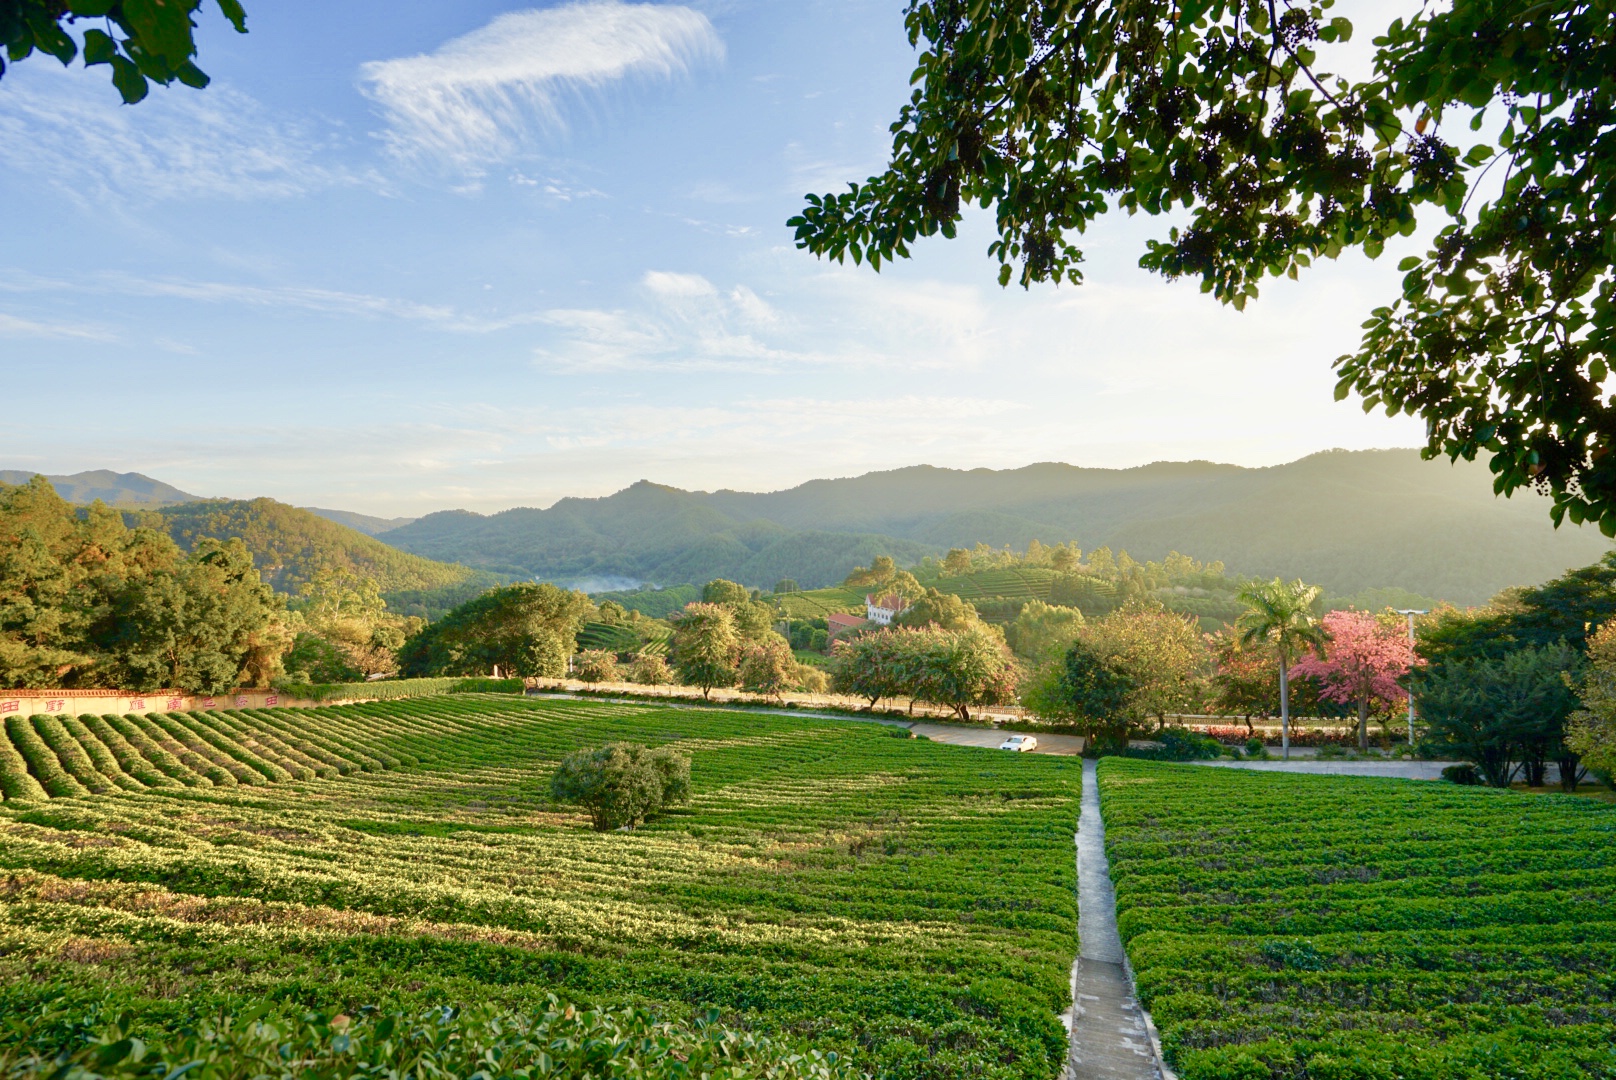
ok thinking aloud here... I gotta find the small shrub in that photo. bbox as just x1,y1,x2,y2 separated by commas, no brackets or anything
1129,728,1222,762
1442,763,1483,786
1245,737,1268,759
551,742,690,831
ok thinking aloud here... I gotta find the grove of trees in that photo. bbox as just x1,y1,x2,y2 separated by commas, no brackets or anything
1,476,282,693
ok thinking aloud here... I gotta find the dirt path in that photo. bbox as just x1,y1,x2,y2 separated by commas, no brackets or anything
1066,758,1166,1080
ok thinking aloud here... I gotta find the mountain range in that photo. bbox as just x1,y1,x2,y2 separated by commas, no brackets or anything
380,449,1611,604
8,450,1611,606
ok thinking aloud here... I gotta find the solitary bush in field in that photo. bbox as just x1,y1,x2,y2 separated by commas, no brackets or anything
573,649,620,683
550,742,690,830
645,744,690,805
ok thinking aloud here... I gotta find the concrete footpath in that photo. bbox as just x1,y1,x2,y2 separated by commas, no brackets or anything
1066,758,1164,1080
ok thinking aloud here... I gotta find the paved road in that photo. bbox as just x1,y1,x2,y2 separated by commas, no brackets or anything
906,722,1087,756
1191,759,1459,780
1066,758,1165,1080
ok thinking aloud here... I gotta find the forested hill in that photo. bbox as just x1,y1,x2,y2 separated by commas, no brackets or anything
381,450,1611,604
0,469,197,507
155,499,479,597
385,481,933,593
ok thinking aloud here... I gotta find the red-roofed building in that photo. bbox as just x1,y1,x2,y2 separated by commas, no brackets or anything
826,612,869,646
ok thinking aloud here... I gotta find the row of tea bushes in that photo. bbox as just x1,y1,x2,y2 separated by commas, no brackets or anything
1099,759,1616,1079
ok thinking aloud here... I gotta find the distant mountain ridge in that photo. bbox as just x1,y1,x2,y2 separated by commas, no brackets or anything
381,450,1612,604
13,450,1612,605
0,469,198,507
304,507,417,536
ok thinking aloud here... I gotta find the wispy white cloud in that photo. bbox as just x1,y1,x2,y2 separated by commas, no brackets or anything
0,312,114,341
532,269,996,373
534,270,789,372
360,2,723,170
0,66,364,201
2,271,548,334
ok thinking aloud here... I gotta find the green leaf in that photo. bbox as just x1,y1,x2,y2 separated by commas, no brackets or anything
174,60,209,89
215,0,249,33
109,54,149,104
1397,256,1421,272
67,0,117,15
122,0,195,64
83,29,118,66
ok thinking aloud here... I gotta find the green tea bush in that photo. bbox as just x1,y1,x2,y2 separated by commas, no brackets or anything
1100,759,1616,1080
0,698,1080,1080
1,1001,858,1080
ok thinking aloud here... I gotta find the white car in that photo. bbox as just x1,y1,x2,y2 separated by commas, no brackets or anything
998,734,1038,752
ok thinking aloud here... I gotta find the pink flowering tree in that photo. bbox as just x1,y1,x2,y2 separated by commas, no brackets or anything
1292,610,1416,751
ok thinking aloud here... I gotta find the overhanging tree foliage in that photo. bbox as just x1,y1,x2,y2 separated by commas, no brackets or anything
791,0,1616,534
1,0,247,104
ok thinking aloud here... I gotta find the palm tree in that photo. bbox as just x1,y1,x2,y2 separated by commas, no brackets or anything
1236,578,1326,760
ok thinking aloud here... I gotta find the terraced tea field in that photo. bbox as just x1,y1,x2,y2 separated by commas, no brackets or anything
1101,760,1616,1080
0,697,1080,1080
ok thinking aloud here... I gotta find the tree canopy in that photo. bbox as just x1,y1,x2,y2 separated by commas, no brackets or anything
1,0,247,104
0,476,281,693
396,583,591,679
790,0,1616,534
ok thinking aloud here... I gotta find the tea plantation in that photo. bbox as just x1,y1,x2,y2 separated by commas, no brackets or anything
1100,759,1616,1080
0,697,1080,1080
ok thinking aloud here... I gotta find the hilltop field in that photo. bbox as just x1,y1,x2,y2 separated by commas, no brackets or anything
0,696,1613,1078
0,696,1079,1080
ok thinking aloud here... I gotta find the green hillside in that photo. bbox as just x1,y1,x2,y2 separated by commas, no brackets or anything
156,499,483,597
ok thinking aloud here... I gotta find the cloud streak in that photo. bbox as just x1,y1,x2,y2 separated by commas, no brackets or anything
0,66,362,201
0,271,550,335
361,2,723,170
0,312,114,341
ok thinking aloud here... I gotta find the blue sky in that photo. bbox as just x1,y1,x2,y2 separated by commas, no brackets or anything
1,0,1426,515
